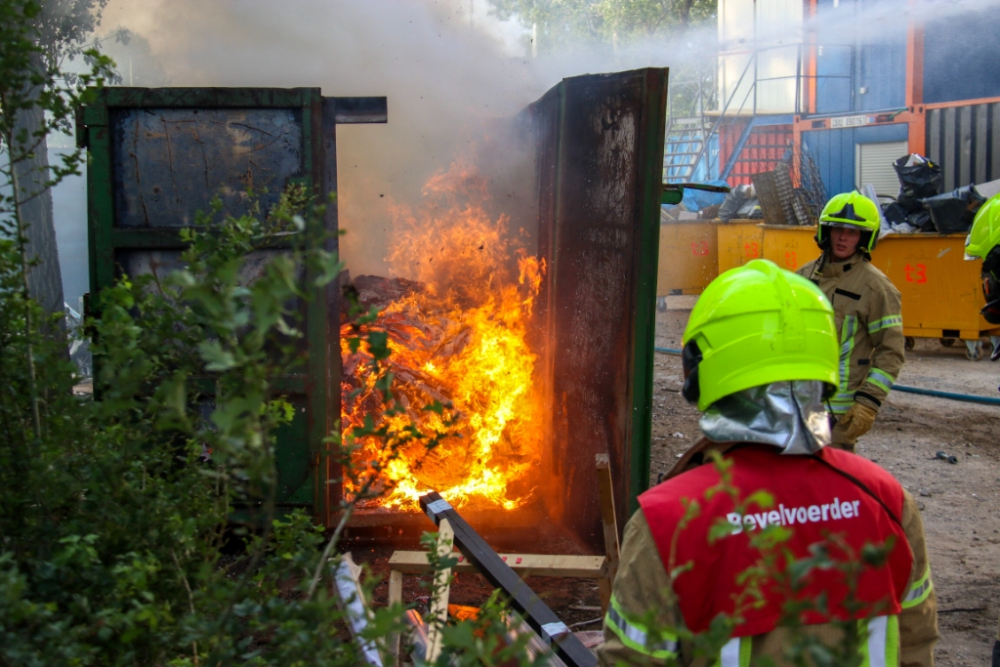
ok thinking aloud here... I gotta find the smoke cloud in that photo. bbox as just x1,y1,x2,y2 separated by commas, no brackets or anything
97,0,683,275
96,0,1000,275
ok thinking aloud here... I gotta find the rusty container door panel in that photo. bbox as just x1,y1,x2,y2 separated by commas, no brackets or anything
111,108,304,228
531,68,668,550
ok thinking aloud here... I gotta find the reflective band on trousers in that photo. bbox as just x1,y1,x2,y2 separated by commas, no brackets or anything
604,596,678,659
718,636,751,667
902,567,933,609
859,615,900,667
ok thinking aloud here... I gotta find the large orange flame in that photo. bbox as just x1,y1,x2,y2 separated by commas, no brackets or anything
341,164,545,510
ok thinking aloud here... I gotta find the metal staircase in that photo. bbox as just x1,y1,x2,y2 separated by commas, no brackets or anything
662,74,716,184
663,115,714,183
663,52,761,184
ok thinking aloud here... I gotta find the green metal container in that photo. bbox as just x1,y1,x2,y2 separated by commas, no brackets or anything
79,87,386,526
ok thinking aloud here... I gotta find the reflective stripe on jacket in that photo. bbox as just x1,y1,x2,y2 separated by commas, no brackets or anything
797,253,905,414
597,439,938,667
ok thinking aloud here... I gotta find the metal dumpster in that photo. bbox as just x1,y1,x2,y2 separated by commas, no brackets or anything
656,221,719,301
874,234,1000,360
760,224,815,272
717,220,764,274
81,72,668,551
79,87,388,525
756,224,1000,360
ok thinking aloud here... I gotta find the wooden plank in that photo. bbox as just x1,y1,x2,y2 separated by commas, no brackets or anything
387,570,404,667
419,492,597,667
425,519,454,663
388,570,404,606
388,551,607,578
597,579,611,617
595,455,620,567
596,453,619,615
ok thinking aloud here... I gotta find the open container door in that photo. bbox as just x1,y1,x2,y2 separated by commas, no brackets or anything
530,68,668,550
79,87,386,527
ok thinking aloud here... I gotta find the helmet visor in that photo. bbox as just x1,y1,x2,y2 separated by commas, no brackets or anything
822,220,868,230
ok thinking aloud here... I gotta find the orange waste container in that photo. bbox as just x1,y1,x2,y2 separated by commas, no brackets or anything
760,224,815,272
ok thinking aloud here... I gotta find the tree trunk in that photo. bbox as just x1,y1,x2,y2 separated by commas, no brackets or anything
12,54,64,326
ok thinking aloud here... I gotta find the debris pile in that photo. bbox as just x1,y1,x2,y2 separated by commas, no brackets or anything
881,154,989,234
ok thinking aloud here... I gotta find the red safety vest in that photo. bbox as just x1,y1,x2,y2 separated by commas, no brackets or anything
639,445,913,637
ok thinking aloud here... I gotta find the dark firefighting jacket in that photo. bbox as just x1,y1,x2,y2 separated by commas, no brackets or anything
796,252,905,415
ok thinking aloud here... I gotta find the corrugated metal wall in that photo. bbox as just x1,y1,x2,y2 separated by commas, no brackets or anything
927,102,1000,190
802,123,908,196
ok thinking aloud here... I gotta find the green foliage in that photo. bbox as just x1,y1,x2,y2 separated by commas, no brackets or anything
0,178,544,664
0,0,115,203
487,0,718,49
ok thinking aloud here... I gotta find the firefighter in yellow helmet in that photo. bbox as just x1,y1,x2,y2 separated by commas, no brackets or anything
597,260,937,666
796,191,905,452
964,195,1000,665
965,193,1000,333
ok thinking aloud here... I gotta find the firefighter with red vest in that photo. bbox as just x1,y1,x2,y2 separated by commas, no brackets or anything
597,260,938,666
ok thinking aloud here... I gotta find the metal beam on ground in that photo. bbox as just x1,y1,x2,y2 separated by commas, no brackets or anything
418,492,597,667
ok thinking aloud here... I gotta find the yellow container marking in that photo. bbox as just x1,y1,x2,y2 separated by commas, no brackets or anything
716,221,765,275
759,224,816,272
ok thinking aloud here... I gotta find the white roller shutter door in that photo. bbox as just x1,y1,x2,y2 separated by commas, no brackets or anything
855,141,908,198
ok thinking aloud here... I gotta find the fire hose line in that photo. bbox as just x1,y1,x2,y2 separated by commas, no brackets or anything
652,347,1000,407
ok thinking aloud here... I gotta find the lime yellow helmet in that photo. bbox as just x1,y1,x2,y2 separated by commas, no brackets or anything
681,259,839,411
965,193,1000,324
816,191,881,254
965,193,1000,261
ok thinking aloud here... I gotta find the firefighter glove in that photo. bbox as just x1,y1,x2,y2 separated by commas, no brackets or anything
839,401,878,441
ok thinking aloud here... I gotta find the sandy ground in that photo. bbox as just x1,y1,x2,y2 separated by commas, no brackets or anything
651,306,1000,667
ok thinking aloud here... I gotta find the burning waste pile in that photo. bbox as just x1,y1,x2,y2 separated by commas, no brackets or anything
340,164,546,513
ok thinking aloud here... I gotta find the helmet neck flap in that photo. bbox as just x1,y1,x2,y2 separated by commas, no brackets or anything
700,380,832,454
